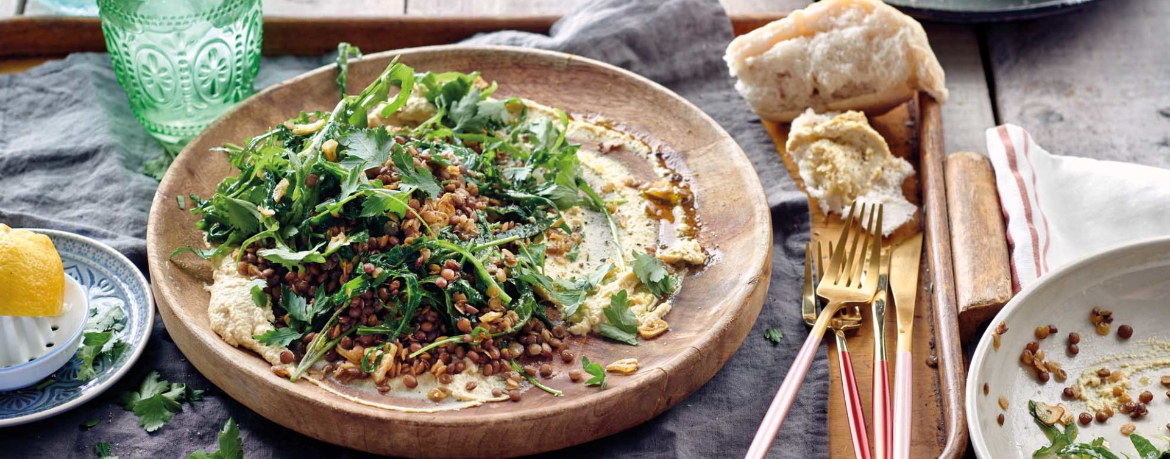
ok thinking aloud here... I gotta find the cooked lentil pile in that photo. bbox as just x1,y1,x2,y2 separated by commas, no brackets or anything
177,57,673,395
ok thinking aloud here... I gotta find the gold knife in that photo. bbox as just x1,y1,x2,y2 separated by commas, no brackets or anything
889,232,923,459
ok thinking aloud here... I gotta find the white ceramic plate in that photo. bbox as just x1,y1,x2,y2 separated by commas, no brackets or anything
968,236,1170,458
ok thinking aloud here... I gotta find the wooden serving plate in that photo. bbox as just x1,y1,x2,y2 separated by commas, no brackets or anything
763,96,968,458
145,45,772,458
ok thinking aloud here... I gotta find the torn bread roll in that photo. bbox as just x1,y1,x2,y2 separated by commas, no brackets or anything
724,0,947,122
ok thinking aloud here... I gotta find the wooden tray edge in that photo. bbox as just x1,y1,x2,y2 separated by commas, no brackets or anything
919,94,970,458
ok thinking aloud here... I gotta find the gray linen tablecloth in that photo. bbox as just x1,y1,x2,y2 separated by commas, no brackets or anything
0,0,825,457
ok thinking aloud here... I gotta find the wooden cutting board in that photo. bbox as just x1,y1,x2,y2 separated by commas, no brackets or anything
762,96,968,458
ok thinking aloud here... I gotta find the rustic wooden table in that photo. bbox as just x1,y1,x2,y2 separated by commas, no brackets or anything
3,0,1167,457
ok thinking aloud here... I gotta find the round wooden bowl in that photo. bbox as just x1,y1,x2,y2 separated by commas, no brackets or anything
146,45,771,458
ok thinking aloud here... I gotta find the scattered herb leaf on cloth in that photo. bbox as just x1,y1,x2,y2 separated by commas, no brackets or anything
187,418,244,459
120,371,202,433
94,442,118,459
764,328,783,344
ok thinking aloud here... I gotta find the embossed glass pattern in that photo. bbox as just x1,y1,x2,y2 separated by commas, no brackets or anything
98,0,262,151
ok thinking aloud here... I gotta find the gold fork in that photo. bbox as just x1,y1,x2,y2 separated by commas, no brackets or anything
748,204,884,459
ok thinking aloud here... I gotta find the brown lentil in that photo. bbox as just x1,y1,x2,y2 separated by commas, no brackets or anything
279,349,294,364
508,390,521,402
1068,332,1080,344
998,396,1009,410
1078,412,1092,425
1140,390,1154,403
983,383,989,395
1122,423,1137,436
1118,325,1134,339
1035,325,1051,340
403,374,418,389
569,369,582,382
997,414,1005,426
1096,411,1108,422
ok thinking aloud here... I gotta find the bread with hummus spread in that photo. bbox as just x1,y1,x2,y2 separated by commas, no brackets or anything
724,0,948,122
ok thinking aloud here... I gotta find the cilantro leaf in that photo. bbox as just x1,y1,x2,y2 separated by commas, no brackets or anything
77,307,128,381
1130,434,1160,459
281,285,311,323
187,418,243,459
248,279,268,308
391,147,442,198
338,128,393,171
258,245,325,270
335,42,362,99
121,371,201,433
633,251,677,297
253,328,304,347
764,328,783,344
95,442,118,459
220,197,262,233
360,188,410,218
86,306,125,333
132,393,182,432
582,356,606,389
599,290,638,345
77,332,113,381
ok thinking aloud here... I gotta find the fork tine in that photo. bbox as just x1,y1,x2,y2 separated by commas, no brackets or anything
827,205,857,280
803,241,813,296
851,203,876,286
867,204,884,287
816,241,824,282
844,203,869,286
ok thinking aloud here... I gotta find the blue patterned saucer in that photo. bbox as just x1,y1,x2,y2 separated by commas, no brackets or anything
0,229,153,427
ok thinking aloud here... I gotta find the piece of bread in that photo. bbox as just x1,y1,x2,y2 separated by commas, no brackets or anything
724,0,948,122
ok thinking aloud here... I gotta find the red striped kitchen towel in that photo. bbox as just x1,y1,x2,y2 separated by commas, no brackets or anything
986,124,1170,292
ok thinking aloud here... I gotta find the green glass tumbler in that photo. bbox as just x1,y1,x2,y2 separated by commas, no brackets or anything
97,0,262,152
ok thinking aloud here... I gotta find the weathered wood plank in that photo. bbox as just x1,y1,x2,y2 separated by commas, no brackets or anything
20,0,405,16
924,23,996,156
0,1,18,18
264,0,404,17
720,0,809,15
987,0,1170,167
406,0,584,16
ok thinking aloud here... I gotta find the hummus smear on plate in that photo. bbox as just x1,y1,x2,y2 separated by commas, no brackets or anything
179,57,705,411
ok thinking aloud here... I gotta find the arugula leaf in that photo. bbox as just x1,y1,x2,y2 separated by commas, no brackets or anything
120,371,200,433
169,245,220,260
599,290,638,345
338,128,393,171
633,251,677,297
257,245,325,270
764,328,783,344
335,42,362,99
582,356,606,389
187,418,243,459
391,147,442,198
95,442,118,459
82,418,101,429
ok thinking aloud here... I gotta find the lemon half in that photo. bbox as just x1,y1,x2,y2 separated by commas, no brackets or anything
0,224,65,317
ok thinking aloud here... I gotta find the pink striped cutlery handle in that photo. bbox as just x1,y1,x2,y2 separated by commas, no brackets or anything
872,359,892,459
744,324,827,459
892,351,913,458
838,347,873,459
